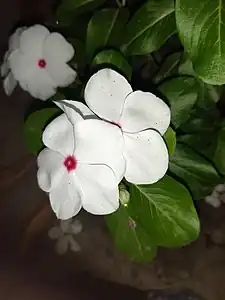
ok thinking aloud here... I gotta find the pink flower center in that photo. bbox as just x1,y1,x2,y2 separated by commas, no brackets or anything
37,58,47,69
109,121,122,129
64,155,77,172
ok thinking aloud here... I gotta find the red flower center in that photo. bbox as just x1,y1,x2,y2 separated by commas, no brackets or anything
64,155,77,172
37,58,47,69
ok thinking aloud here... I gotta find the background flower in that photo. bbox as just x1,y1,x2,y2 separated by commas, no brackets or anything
5,25,76,100
48,218,82,255
81,68,171,184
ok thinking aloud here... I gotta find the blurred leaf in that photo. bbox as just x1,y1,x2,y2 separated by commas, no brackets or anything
92,49,131,79
159,77,198,128
154,51,181,84
105,205,157,262
213,122,225,176
178,52,195,76
122,0,176,55
176,0,225,85
169,143,221,200
129,176,200,247
86,8,129,59
163,127,176,156
24,108,60,155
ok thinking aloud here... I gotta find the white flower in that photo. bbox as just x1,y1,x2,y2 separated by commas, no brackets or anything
2,25,76,100
48,218,82,255
61,69,170,184
37,102,125,220
1,27,26,95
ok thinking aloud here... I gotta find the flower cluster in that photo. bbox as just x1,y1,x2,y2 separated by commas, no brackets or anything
1,25,76,100
37,68,170,220
205,184,225,208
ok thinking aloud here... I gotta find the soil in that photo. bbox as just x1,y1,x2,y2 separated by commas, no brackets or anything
0,1,225,300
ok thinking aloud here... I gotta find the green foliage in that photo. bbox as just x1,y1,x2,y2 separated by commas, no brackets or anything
24,108,60,155
176,0,225,85
163,127,176,156
129,176,200,247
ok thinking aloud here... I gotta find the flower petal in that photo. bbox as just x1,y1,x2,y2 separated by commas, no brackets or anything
55,100,96,121
70,219,83,234
9,27,26,51
42,114,75,156
44,32,74,63
55,236,69,255
48,226,63,239
75,119,125,182
19,25,49,56
3,72,17,95
37,148,65,192
85,68,132,123
77,163,119,215
121,91,171,135
9,50,56,100
68,235,81,252
1,51,10,76
47,62,76,87
60,219,72,233
124,129,169,184
49,172,82,220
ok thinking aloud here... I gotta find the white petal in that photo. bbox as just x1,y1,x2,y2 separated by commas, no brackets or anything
37,148,65,192
47,63,76,87
19,25,49,56
77,164,119,215
85,68,132,123
55,236,69,255
3,72,17,95
55,100,96,121
124,130,169,184
1,51,10,76
214,184,225,193
60,219,72,233
68,236,81,252
9,27,26,51
49,172,82,220
48,226,63,239
75,119,126,182
42,114,75,156
121,91,171,135
205,196,221,208
44,32,74,63
70,219,83,234
9,50,56,100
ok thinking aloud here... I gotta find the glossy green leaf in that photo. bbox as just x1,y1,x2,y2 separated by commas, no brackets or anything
178,52,195,76
129,176,200,247
56,0,106,27
176,0,225,85
154,52,182,84
159,77,198,128
169,143,221,200
105,205,157,262
92,49,132,79
86,8,129,59
122,0,176,55
163,127,176,156
24,108,60,155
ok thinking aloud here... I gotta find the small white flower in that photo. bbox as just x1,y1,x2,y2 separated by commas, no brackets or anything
37,102,125,220
1,27,26,95
205,195,221,208
2,25,76,100
60,69,170,184
48,218,82,255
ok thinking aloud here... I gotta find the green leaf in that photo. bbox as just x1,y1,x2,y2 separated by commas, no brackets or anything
154,52,182,84
178,52,195,76
122,0,176,55
176,0,225,85
163,127,176,156
129,176,200,248
56,0,106,27
24,108,60,155
105,205,157,262
169,143,221,200
92,49,132,79
213,123,225,175
159,77,198,128
86,8,129,59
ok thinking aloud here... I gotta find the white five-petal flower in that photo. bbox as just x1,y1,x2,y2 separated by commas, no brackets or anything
1,24,76,100
60,69,171,184
37,103,125,220
48,218,82,255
